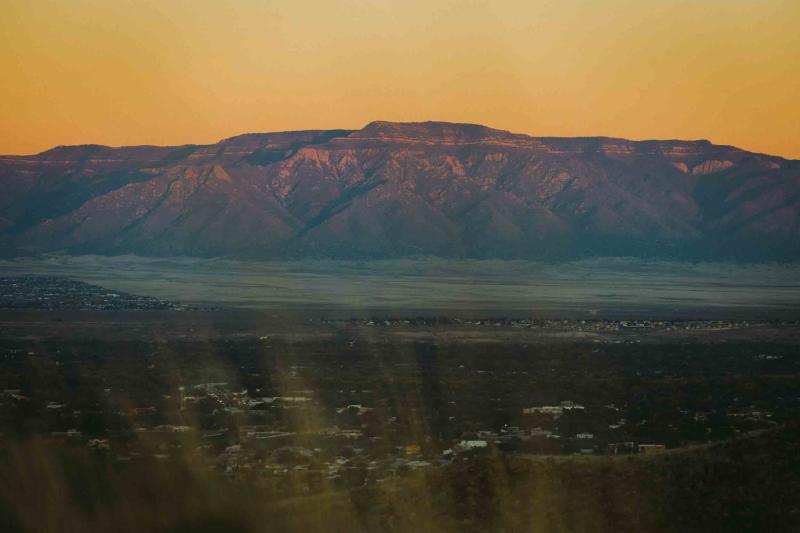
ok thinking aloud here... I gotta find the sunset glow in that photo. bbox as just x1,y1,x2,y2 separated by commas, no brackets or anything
2,0,798,157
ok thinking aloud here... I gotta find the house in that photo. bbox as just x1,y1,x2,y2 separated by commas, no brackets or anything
404,444,421,456
336,404,373,416
278,396,311,403
337,429,364,439
607,442,637,455
458,440,488,450
638,444,666,454
523,406,564,416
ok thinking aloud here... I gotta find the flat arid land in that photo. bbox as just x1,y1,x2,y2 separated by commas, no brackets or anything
1,256,798,318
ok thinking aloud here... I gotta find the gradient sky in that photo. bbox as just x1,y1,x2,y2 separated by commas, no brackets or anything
2,0,798,157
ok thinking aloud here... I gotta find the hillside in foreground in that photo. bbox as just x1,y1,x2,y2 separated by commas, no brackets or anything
2,425,798,532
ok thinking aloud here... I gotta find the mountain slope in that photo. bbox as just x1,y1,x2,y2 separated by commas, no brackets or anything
1,121,798,260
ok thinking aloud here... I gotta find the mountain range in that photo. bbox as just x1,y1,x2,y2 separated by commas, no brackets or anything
1,121,798,260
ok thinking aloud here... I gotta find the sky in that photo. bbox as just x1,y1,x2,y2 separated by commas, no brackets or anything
1,0,798,158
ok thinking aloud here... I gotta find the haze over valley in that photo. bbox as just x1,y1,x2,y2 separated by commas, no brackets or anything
1,255,798,319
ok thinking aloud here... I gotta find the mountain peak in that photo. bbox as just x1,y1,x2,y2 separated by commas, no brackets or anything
353,120,522,144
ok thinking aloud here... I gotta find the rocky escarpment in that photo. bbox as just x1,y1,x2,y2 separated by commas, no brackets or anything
0,121,798,260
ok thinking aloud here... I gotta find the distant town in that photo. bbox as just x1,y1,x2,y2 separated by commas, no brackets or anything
0,276,187,311
1,325,796,494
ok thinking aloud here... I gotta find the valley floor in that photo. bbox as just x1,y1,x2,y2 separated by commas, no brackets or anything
0,307,798,531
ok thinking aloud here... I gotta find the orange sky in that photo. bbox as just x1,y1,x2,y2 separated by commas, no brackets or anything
1,0,799,158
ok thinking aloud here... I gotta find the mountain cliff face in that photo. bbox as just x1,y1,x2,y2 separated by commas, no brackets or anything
1,121,798,260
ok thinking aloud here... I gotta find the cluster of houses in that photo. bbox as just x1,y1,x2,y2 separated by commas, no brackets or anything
335,317,770,333
1,366,785,492
0,276,184,311
523,401,586,417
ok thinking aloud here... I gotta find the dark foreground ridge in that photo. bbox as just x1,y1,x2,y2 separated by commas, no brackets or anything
1,121,799,260
1,415,798,532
